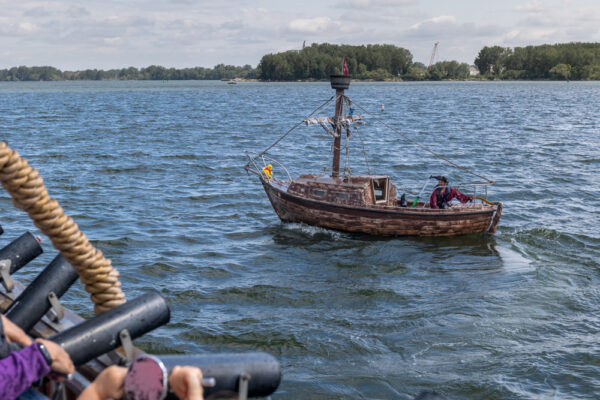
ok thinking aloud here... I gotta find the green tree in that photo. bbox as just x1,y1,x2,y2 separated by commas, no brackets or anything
549,63,571,80
402,65,427,81
474,46,511,75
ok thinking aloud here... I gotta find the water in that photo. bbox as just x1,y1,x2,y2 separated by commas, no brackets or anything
1,80,599,399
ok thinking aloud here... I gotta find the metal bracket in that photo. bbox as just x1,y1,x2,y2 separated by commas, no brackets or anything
238,372,250,400
45,291,65,322
0,259,14,292
119,329,135,364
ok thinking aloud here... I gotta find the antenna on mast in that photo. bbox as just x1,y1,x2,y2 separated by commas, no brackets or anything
428,42,439,71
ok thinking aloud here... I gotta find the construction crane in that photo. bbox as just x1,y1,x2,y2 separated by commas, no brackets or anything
428,42,439,70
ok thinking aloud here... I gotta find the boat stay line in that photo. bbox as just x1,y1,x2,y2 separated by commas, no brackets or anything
349,96,495,184
252,94,335,161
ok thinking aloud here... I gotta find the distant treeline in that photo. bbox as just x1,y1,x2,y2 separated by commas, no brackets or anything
258,43,415,80
257,43,472,81
258,42,600,81
475,42,600,80
0,64,257,81
2,42,600,82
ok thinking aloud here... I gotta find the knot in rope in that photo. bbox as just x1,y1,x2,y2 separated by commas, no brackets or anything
0,142,126,314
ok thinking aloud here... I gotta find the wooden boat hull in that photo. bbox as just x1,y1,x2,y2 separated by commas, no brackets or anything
261,178,500,237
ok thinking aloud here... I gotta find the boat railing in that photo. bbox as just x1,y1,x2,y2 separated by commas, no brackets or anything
245,152,293,182
455,181,494,201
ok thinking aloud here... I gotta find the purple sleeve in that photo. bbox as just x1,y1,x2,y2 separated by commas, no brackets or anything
429,190,438,209
0,343,51,400
450,187,472,204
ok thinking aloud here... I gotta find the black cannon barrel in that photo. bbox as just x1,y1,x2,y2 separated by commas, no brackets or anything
5,254,78,331
160,352,281,398
50,290,170,366
0,231,43,274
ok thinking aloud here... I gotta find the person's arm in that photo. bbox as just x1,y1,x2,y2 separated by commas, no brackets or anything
0,343,51,399
450,187,473,204
169,366,204,400
77,365,127,400
0,317,23,359
34,339,74,375
1,315,33,347
78,365,205,400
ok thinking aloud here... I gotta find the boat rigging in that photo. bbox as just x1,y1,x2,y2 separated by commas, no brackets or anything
245,74,502,237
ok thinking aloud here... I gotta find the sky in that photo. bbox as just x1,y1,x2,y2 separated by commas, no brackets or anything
1,0,599,70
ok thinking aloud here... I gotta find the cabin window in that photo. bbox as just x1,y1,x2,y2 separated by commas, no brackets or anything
372,178,388,204
313,189,325,198
336,193,349,201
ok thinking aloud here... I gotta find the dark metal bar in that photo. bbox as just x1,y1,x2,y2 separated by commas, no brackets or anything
331,91,344,179
160,352,281,398
51,291,170,366
330,75,351,179
0,231,43,274
5,254,78,331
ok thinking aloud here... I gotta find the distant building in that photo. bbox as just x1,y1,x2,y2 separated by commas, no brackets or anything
469,66,480,76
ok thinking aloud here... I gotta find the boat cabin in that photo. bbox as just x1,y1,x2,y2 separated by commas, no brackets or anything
288,175,398,207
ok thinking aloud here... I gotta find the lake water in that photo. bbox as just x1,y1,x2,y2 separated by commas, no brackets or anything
0,80,599,399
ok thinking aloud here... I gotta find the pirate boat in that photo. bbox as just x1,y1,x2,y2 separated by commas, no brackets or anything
245,75,502,237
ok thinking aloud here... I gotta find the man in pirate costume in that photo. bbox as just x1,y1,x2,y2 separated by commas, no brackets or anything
429,176,473,209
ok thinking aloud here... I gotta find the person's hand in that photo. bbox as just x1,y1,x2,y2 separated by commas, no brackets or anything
1,315,32,346
35,339,74,375
169,366,204,400
469,196,474,202
77,365,127,400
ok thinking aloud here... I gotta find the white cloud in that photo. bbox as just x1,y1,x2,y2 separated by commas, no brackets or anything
288,17,338,34
0,21,39,36
408,15,456,31
513,0,545,13
337,0,415,9
502,1,600,46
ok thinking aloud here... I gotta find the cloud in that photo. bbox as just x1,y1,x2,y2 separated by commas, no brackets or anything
513,0,545,13
66,6,90,18
503,1,600,46
23,7,52,17
408,15,456,32
0,21,39,36
336,0,415,9
407,15,502,40
288,17,339,34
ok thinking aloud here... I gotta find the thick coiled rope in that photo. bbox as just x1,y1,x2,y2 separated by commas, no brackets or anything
0,142,126,314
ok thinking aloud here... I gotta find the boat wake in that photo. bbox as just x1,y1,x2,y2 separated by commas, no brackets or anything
281,222,345,240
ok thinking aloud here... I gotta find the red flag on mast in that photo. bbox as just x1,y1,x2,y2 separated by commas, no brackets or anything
342,57,349,76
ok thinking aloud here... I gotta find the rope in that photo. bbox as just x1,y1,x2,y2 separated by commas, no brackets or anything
349,97,494,184
253,95,335,160
474,196,499,206
0,142,126,314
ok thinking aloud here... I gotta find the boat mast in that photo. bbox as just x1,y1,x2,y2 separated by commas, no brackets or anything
329,74,351,179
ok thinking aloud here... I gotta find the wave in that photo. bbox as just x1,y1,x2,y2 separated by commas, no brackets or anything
281,222,345,240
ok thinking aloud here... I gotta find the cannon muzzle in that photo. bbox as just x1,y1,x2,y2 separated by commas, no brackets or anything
5,254,78,331
160,352,281,398
0,231,43,274
50,290,170,365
